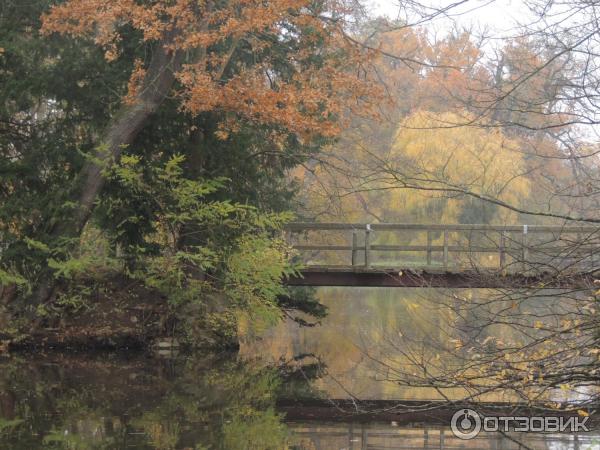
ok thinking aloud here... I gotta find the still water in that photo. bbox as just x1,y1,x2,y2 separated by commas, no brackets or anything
0,288,597,449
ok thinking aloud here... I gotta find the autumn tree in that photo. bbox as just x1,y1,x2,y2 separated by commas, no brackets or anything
0,0,137,306
292,26,537,226
7,0,376,308
402,2,600,223
332,1,600,412
309,15,600,226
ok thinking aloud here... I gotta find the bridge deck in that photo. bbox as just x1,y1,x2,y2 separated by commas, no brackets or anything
286,266,595,288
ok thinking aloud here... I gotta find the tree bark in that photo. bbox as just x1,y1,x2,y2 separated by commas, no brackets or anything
29,42,185,309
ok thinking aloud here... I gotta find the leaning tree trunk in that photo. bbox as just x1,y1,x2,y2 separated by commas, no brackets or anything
29,42,185,310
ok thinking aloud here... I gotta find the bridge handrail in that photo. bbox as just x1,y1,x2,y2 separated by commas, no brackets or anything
285,222,600,233
285,222,600,272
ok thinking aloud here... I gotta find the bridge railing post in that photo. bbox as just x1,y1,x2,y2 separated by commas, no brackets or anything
351,229,358,266
522,224,528,272
443,229,449,269
427,230,432,267
365,224,371,269
499,230,506,271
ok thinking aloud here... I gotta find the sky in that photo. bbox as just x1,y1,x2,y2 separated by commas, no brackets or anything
366,0,533,36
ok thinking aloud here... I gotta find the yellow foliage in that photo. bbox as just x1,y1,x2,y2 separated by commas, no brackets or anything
389,110,530,223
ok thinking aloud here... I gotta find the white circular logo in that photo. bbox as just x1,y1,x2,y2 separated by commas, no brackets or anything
451,408,482,440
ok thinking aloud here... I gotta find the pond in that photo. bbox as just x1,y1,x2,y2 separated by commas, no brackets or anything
1,288,597,449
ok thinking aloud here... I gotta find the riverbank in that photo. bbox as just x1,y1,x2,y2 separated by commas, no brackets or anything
1,273,238,353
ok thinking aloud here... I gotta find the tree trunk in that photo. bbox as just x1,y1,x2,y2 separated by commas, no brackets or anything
29,42,185,310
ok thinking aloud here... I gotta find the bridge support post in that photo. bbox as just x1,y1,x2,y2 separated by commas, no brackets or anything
365,225,371,269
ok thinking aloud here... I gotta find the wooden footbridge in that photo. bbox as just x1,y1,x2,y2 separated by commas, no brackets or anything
283,223,600,288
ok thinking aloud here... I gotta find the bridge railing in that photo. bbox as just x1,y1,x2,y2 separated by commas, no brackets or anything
284,223,600,274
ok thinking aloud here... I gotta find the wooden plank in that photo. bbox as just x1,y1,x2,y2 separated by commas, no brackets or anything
292,244,597,253
294,245,361,251
285,223,364,231
369,245,507,252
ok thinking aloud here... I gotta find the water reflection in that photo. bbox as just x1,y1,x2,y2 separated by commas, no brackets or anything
241,287,485,400
290,424,600,450
240,287,594,403
0,287,597,449
0,354,299,449
0,354,597,449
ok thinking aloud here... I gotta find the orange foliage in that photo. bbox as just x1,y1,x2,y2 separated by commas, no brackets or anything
41,0,380,140
124,59,146,105
417,32,490,113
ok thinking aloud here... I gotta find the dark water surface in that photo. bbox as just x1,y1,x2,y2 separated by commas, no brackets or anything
1,288,597,449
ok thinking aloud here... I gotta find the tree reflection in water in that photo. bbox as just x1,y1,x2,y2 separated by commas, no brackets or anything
0,353,324,449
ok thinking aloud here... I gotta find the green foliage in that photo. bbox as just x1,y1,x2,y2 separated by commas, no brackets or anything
0,0,135,251
0,1,326,342
42,430,90,449
23,238,50,254
54,286,92,313
0,418,24,435
137,251,214,307
226,234,297,329
91,154,311,346
0,268,28,289
48,256,98,280
103,155,296,311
